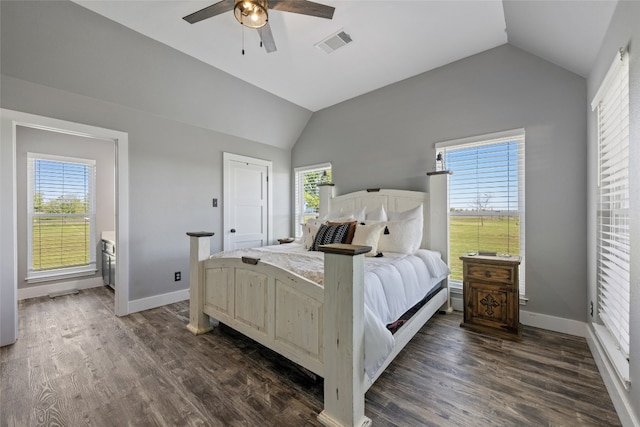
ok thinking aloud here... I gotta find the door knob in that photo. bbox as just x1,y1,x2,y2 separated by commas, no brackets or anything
230,229,236,233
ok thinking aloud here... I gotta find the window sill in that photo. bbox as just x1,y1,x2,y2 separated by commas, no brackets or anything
593,323,630,389
26,268,97,284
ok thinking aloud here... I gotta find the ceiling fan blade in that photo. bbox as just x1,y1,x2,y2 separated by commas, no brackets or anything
258,23,277,53
183,0,235,24
269,0,335,19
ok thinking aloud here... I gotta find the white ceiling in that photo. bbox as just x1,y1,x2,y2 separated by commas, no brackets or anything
73,0,617,112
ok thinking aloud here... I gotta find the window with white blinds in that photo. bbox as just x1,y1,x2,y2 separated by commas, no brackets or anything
592,48,630,371
294,163,331,237
27,153,97,280
436,130,525,293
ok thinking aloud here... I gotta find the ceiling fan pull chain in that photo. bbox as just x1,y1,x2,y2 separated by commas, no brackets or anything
242,26,245,55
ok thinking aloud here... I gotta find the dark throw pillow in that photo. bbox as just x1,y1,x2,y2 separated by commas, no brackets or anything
310,223,351,251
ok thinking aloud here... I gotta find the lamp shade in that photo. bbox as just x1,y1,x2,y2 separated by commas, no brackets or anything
234,0,268,29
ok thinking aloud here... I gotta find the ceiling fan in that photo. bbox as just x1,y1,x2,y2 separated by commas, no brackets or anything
183,0,336,53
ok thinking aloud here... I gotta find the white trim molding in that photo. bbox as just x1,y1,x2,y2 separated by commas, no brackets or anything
586,325,639,427
0,109,130,337
519,311,587,337
435,128,526,150
128,289,189,314
18,277,104,300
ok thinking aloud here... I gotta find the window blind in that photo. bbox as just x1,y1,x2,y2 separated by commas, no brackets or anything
294,163,331,237
436,130,525,293
27,153,96,277
593,49,630,361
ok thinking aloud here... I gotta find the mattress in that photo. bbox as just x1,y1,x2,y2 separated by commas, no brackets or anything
211,243,450,377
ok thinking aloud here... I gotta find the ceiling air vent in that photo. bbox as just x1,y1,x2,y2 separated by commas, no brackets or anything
315,30,352,54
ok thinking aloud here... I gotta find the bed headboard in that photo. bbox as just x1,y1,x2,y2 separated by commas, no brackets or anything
319,188,430,249
318,180,449,264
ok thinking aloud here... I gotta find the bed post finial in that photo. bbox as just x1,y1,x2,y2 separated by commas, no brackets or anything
318,244,373,427
186,232,215,335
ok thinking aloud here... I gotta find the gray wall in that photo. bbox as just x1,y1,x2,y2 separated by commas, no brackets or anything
0,1,311,149
15,126,116,290
292,44,588,322
1,0,298,301
587,0,640,421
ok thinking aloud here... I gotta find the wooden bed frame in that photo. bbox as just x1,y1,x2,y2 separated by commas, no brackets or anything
187,177,450,427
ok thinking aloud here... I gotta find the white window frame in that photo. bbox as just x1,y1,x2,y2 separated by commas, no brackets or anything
293,163,331,237
591,47,630,388
436,129,526,295
27,152,97,283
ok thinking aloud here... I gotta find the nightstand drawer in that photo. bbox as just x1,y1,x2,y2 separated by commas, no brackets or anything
465,263,515,284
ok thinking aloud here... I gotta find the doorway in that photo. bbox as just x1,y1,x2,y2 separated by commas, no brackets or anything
223,152,273,250
0,109,130,347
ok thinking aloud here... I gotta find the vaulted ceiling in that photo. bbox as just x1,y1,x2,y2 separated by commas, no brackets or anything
73,0,618,112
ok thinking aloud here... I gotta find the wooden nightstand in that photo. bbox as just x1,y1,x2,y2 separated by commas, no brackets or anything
459,254,522,340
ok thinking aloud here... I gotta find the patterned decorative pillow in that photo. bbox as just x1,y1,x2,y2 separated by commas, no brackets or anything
310,223,351,251
328,220,357,244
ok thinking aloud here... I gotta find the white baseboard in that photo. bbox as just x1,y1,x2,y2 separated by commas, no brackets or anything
18,277,104,300
450,290,587,337
586,325,639,427
519,310,587,337
128,288,189,314
450,288,463,312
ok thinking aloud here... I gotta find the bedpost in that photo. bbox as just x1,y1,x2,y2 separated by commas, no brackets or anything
428,173,453,313
318,183,335,219
186,232,215,335
318,243,373,427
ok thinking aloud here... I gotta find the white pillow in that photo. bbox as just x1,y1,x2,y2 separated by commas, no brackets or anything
387,204,422,221
350,206,367,222
327,215,355,223
366,204,388,221
365,219,418,254
387,204,423,252
352,222,386,257
301,219,325,250
323,208,344,221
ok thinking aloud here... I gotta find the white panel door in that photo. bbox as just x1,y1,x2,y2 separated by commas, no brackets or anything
223,153,272,250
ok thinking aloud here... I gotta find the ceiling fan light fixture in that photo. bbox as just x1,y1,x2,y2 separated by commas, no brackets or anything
234,0,268,29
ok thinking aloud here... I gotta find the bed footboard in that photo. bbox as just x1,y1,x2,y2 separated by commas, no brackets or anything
187,234,373,427
187,233,328,376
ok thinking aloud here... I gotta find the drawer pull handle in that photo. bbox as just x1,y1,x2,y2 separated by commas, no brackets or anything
485,271,491,278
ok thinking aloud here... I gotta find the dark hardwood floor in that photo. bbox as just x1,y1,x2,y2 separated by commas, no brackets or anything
1,286,621,427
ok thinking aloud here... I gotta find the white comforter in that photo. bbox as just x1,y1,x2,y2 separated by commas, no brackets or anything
211,243,450,377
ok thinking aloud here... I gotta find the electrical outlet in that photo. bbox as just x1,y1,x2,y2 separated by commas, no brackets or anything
590,300,593,317
212,198,218,207
174,271,181,281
